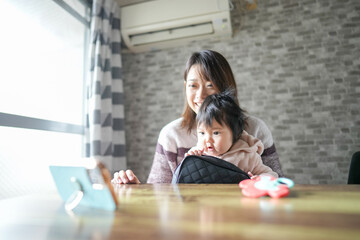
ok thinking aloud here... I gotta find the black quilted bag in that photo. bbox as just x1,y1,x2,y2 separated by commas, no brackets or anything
171,155,250,184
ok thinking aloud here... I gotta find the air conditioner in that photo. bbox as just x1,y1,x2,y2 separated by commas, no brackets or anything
120,0,233,53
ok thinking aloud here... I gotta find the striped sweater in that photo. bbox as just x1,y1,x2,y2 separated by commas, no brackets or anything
147,116,283,183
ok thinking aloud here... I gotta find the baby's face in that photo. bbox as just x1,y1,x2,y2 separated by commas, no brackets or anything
197,120,233,157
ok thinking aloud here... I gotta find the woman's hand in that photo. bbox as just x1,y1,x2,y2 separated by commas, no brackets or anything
185,147,204,157
111,170,141,184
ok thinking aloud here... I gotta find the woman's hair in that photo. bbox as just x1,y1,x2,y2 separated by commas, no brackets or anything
181,50,238,131
196,89,247,144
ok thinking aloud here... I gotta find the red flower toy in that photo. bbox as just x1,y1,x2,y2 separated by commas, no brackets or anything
239,176,294,198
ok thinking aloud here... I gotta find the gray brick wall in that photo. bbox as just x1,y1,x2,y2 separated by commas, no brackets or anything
121,0,360,184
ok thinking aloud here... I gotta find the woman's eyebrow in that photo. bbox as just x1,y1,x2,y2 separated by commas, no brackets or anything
187,78,198,82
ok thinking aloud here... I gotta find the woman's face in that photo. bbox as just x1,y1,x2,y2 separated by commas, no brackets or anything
185,65,218,114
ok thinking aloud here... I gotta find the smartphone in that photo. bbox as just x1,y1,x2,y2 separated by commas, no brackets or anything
49,159,118,211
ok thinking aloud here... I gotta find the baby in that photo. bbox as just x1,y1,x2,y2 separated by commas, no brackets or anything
185,90,278,178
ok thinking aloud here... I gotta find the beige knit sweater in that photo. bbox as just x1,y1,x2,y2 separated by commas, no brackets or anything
217,131,278,178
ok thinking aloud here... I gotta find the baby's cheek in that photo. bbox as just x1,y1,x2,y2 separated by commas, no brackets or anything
197,138,205,146
197,142,205,148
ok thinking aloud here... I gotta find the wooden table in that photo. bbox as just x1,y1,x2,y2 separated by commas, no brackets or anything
1,184,360,240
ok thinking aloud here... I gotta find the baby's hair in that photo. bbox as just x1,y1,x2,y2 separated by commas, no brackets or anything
196,89,247,143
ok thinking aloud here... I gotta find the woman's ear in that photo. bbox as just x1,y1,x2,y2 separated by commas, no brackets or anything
184,80,188,91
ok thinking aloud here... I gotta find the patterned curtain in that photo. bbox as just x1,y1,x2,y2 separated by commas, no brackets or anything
85,0,126,172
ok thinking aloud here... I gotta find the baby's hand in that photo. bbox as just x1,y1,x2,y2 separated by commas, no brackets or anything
248,171,258,179
185,147,204,157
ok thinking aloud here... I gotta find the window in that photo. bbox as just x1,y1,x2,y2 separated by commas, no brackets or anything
0,0,91,199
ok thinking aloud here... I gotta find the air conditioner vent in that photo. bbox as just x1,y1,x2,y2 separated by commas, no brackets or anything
130,22,214,46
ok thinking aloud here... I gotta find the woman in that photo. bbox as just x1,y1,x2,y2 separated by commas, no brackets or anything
112,50,283,184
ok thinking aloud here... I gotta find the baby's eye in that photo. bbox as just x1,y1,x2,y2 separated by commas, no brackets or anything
198,131,205,135
213,131,220,135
